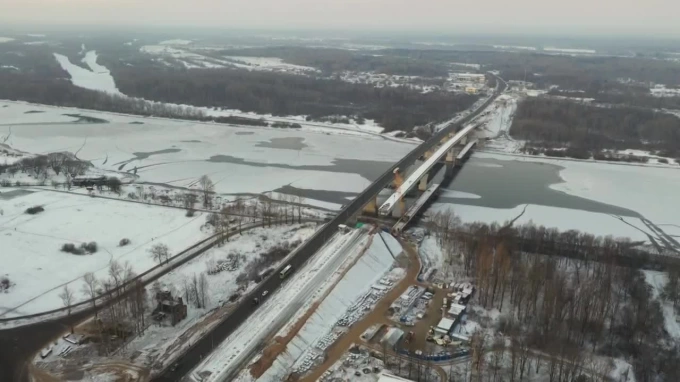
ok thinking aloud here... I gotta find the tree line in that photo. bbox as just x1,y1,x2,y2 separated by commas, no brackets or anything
510,97,680,158
426,209,680,382
216,46,451,77
382,48,680,89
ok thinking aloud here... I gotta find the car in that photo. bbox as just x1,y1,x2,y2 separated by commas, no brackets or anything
170,362,180,372
262,290,269,297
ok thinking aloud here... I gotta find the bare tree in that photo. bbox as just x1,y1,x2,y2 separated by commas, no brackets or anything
81,272,99,317
198,272,209,308
198,175,215,208
149,243,170,265
59,284,75,333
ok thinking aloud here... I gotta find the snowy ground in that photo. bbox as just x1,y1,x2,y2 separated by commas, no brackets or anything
189,227,397,382
0,101,413,209
114,223,317,370
32,223,317,379
256,233,402,380
0,190,208,317
643,270,680,340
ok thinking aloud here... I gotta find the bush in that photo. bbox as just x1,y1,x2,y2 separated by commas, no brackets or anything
61,243,84,255
0,277,11,291
83,242,98,253
25,205,45,215
658,158,669,164
119,238,131,247
61,241,98,255
186,209,195,217
0,179,10,187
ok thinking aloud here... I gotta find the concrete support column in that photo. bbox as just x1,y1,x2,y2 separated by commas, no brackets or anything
391,197,406,218
418,172,429,192
445,148,455,164
461,135,468,145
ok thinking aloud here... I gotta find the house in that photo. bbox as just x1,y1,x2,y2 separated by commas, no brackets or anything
153,290,187,326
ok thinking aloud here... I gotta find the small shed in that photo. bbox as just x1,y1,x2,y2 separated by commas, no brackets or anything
381,327,405,349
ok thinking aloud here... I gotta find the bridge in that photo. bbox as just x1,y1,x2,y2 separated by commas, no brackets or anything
377,123,478,217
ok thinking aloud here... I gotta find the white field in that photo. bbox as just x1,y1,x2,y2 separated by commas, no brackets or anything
222,56,318,73
0,37,15,43
53,51,121,95
0,190,208,318
544,47,597,54
0,101,413,209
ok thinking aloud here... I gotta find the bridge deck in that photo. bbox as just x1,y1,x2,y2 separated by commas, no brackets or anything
392,183,441,233
379,123,476,215
456,139,478,161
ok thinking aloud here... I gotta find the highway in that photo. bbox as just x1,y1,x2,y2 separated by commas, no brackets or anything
155,76,507,381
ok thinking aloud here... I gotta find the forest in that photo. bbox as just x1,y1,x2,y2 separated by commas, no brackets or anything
427,209,680,382
106,65,478,131
509,97,680,158
217,46,451,77
382,49,680,89
0,45,477,132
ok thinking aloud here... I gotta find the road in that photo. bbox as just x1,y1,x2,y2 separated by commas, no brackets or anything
156,76,507,381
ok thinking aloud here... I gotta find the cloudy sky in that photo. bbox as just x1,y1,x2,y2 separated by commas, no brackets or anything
2,0,678,35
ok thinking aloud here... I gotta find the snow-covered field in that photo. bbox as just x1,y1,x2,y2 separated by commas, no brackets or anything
544,47,597,55
222,56,318,74
0,101,412,209
0,190,208,317
53,51,121,95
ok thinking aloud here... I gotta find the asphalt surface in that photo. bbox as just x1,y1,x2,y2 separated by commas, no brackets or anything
0,77,506,382
156,78,507,382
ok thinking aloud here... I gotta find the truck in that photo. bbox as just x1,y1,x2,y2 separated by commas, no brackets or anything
280,264,292,279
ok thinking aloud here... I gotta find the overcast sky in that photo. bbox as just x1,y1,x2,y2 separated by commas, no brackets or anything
3,0,679,36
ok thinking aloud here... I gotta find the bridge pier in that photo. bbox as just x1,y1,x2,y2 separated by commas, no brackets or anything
418,172,429,192
391,197,406,218
362,195,379,216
